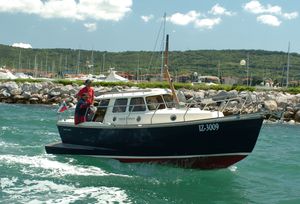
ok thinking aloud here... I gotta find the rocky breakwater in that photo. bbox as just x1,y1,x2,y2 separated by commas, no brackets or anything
0,81,299,123
0,81,106,106
178,88,300,123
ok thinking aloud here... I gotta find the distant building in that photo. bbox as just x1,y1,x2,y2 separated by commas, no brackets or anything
222,76,240,85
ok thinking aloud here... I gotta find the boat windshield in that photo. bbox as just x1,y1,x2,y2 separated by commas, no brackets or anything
93,99,110,122
146,95,165,110
163,94,175,108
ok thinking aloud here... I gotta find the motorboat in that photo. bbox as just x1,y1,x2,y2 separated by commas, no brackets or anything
45,34,264,169
45,88,264,169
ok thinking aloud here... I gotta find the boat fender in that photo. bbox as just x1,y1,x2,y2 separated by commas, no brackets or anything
136,116,141,122
113,116,117,122
170,114,177,121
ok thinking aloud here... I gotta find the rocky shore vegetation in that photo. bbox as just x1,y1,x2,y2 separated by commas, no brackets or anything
1,80,300,123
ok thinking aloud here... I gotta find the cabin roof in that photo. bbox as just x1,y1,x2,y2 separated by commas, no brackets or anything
95,88,172,100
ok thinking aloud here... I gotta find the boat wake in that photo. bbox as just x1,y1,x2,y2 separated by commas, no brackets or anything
1,178,131,204
0,154,130,178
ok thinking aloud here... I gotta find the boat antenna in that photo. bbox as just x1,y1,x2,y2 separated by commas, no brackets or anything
164,34,179,105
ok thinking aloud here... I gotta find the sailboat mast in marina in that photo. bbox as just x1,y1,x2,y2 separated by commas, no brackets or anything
286,42,290,88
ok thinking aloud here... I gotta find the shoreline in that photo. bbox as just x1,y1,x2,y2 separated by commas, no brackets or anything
1,81,300,123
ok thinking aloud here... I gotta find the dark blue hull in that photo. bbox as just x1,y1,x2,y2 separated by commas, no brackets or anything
45,114,264,169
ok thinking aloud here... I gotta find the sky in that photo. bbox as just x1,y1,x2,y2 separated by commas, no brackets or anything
0,0,299,53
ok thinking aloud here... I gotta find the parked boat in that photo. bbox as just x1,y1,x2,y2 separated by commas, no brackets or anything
45,88,264,169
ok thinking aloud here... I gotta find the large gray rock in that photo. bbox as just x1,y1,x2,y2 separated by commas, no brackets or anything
0,88,11,97
193,90,205,102
48,86,65,96
21,91,31,99
276,93,288,108
1,81,19,92
228,90,238,98
30,83,43,94
21,82,32,92
179,89,194,99
295,110,300,122
1,81,22,95
212,90,230,101
264,100,278,111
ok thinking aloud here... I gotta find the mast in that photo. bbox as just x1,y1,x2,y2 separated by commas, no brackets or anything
246,53,249,86
77,50,81,74
18,50,21,71
164,34,179,105
286,42,290,88
34,55,37,78
45,53,48,76
91,49,94,75
102,53,106,74
160,13,166,81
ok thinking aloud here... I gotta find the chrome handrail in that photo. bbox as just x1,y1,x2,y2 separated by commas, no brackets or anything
59,91,262,123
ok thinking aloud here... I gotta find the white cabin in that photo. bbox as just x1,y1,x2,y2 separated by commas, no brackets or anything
89,88,223,125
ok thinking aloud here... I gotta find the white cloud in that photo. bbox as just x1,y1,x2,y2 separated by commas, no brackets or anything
41,0,81,20
282,12,298,20
0,0,132,21
0,0,42,14
243,0,281,15
257,15,281,27
167,11,200,26
194,18,221,29
209,4,234,16
167,9,228,30
243,0,298,26
84,23,97,32
12,43,32,49
141,14,154,23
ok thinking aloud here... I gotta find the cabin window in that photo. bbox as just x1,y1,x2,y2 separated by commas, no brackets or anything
146,95,165,110
93,99,110,122
129,97,146,112
113,98,128,113
163,94,175,108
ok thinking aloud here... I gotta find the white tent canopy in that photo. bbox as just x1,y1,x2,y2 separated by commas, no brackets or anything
105,68,128,82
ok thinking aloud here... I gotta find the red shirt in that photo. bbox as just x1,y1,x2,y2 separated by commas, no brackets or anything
77,87,94,105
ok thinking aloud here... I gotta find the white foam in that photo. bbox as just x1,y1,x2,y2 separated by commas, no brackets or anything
228,165,238,172
0,141,19,148
0,154,130,178
3,179,131,204
1,126,19,131
0,177,18,189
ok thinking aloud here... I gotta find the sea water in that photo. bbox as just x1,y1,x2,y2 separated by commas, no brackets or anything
0,103,300,204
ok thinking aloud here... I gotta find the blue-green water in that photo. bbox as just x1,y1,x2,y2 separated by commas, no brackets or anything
0,103,300,204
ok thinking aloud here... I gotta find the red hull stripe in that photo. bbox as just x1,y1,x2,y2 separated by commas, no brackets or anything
114,155,247,169
117,155,246,169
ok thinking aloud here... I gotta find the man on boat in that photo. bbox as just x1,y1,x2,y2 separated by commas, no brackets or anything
76,79,94,106
74,93,90,125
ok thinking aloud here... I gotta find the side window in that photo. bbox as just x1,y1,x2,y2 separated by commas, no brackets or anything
113,98,128,113
146,95,165,110
129,97,146,112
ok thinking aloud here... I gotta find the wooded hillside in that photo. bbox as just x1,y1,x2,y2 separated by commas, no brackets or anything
1,44,300,85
